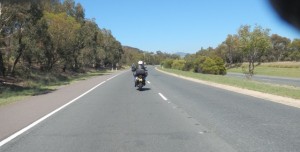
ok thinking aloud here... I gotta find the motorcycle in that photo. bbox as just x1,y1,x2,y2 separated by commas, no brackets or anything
135,74,145,91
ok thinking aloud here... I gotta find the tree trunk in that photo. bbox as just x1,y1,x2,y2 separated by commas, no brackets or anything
227,46,233,66
248,59,255,77
11,35,25,76
11,48,23,76
0,51,5,77
73,57,79,71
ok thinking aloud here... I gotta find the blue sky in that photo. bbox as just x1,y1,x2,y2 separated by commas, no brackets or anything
75,0,300,54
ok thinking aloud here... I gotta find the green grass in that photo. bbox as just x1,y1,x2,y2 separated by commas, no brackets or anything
160,67,300,100
227,62,300,78
0,70,110,106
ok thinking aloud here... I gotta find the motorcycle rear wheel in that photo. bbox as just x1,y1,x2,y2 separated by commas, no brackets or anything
138,83,143,91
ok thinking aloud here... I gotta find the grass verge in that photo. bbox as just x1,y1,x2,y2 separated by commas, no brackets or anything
159,67,300,100
227,62,300,78
0,70,110,106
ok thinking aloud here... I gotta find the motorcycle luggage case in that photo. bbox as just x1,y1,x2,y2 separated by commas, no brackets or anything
135,69,146,75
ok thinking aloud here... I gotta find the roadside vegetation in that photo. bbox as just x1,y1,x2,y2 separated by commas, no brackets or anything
0,0,174,105
227,62,300,78
158,25,300,100
1,1,300,105
0,69,110,106
160,25,300,78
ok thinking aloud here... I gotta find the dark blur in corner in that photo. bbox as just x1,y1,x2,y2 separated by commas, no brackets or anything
269,0,300,31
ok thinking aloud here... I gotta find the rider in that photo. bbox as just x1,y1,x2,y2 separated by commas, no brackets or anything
132,60,147,86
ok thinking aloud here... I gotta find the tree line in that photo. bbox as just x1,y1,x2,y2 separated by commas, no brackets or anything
0,0,123,77
121,46,180,66
162,25,300,76
1,1,299,78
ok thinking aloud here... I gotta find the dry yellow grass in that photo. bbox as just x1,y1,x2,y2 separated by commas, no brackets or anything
228,62,300,78
261,62,300,68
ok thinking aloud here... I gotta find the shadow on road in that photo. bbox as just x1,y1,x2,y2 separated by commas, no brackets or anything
136,87,151,91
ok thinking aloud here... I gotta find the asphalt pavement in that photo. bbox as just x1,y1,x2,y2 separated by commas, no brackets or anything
1,66,300,152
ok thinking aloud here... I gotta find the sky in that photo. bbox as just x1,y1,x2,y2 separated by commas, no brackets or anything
74,0,300,54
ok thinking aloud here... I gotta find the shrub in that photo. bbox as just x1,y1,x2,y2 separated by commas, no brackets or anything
193,56,207,73
183,60,194,71
162,59,174,68
213,56,227,75
201,58,219,74
172,60,185,70
200,57,227,75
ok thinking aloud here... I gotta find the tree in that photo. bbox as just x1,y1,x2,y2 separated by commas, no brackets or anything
62,0,75,17
40,0,62,13
121,46,145,66
270,34,291,61
33,17,53,71
8,2,34,76
101,29,123,68
43,12,80,71
1,1,45,75
224,34,241,66
238,25,271,76
79,20,102,69
288,39,300,61
0,0,127,79
21,3,43,69
0,2,11,76
75,3,85,23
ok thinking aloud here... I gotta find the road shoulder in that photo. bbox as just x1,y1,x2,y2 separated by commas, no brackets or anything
0,70,125,141
156,67,300,109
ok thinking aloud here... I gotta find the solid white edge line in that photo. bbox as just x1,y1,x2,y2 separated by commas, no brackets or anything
106,74,118,81
0,73,122,147
158,93,168,101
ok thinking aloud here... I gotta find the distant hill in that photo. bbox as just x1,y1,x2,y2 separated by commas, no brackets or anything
174,52,188,58
122,46,143,53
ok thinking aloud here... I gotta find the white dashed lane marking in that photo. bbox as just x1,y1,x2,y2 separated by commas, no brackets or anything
158,93,168,101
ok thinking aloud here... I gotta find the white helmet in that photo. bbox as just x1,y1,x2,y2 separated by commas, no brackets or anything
138,60,143,65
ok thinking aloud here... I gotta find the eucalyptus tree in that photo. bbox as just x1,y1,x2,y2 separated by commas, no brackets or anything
224,34,242,66
238,25,271,76
77,19,102,69
74,3,85,23
21,3,43,69
288,39,300,61
43,12,80,71
121,46,144,66
101,29,123,68
0,1,11,76
32,17,54,71
270,34,291,61
40,0,63,13
10,3,29,75
0,1,44,76
62,0,75,17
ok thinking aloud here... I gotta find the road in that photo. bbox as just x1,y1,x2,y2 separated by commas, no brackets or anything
227,72,300,87
1,66,300,152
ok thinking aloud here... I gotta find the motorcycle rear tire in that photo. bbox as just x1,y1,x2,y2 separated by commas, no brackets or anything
138,83,143,91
